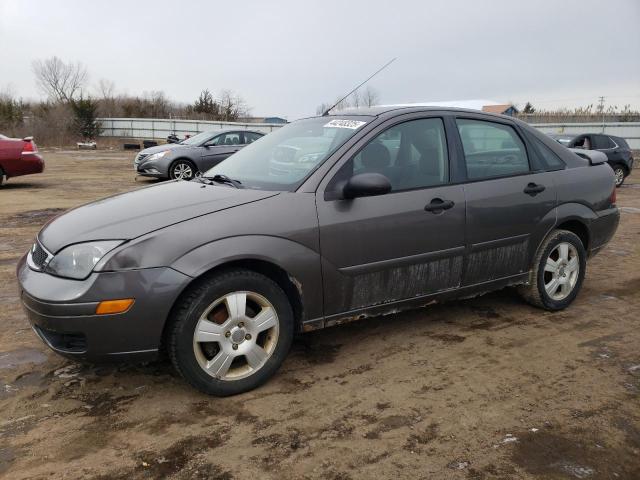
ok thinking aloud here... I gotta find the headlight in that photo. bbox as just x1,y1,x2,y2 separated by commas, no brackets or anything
145,151,170,162
46,241,123,280
298,152,323,163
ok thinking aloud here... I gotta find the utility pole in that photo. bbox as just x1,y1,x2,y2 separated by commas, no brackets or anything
598,96,605,133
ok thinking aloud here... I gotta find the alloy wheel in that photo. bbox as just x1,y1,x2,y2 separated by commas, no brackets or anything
614,168,624,187
192,291,279,381
172,162,194,180
543,242,580,301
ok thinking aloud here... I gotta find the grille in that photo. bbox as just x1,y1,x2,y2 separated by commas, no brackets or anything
34,325,87,353
31,243,48,268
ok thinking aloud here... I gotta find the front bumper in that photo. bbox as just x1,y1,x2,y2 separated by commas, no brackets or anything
135,158,168,178
16,254,192,362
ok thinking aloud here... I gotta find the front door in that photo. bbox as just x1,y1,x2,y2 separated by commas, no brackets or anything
316,117,466,316
454,117,556,285
200,131,242,170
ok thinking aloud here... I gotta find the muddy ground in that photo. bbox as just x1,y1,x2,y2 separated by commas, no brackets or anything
1,149,639,480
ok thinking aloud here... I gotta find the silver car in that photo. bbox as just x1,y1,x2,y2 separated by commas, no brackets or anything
134,129,265,180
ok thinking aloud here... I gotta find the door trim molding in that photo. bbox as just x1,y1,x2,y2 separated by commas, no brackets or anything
338,245,465,276
469,233,530,252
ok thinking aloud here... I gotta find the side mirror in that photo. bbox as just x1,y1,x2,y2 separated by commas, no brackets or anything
343,173,392,199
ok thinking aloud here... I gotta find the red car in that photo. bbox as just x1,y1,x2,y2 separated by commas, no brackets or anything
0,134,44,185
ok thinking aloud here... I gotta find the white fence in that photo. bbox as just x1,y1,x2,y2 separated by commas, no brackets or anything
97,117,640,150
531,122,640,149
98,118,284,140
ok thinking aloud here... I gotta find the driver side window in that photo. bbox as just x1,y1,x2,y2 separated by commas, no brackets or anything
456,119,529,180
327,117,449,195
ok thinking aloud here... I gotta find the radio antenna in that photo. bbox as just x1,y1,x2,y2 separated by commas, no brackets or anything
322,57,396,116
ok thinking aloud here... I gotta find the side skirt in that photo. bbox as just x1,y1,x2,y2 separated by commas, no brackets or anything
301,272,529,332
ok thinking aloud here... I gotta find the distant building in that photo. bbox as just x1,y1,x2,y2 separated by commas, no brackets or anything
481,104,519,116
239,116,288,124
379,100,519,116
264,117,288,124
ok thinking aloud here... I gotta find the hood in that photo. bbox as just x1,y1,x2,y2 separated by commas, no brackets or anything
39,181,279,253
139,143,190,155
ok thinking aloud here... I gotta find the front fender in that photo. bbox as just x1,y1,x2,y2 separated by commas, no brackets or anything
170,235,324,321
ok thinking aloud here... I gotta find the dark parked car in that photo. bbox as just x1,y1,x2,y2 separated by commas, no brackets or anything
134,129,265,180
18,107,619,396
548,133,634,186
0,134,44,185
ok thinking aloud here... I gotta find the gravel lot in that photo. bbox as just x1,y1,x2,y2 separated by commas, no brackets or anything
1,149,639,479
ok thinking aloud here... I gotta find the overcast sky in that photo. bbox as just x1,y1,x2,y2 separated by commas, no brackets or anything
1,0,639,119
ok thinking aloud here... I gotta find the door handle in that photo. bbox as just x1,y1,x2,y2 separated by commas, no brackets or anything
524,183,545,196
424,198,455,213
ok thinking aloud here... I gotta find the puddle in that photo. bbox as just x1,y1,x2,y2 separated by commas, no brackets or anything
0,348,48,369
0,447,16,475
619,206,640,214
5,208,66,227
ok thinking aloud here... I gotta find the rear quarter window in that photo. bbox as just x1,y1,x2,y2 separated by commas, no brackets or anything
529,135,566,170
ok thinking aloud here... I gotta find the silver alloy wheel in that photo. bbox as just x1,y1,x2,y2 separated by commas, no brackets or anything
614,167,624,186
193,291,279,381
173,162,194,180
543,242,580,301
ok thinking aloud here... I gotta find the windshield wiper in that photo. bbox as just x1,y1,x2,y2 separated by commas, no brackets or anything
203,174,243,188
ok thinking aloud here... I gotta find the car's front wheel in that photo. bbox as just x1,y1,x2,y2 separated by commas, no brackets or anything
167,269,294,396
518,229,586,311
169,159,197,180
613,165,626,187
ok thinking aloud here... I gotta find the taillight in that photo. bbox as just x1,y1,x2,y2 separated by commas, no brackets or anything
22,139,37,154
610,186,617,206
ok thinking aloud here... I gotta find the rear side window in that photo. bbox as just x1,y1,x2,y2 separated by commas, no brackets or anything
243,132,263,144
611,136,630,149
456,119,529,180
593,135,615,149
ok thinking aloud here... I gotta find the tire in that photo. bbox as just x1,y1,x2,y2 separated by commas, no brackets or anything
167,269,294,396
169,159,197,180
612,165,626,187
518,229,586,311
0,167,4,186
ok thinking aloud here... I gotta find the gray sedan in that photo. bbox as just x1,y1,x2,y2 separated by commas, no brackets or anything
18,106,619,396
134,129,265,180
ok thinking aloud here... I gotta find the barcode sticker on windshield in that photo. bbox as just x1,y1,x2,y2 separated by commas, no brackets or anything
324,119,367,129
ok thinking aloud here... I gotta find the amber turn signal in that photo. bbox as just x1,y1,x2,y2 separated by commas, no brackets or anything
95,298,135,315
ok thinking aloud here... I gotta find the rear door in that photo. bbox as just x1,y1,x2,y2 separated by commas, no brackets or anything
592,134,620,162
454,117,557,285
316,114,466,316
200,132,242,170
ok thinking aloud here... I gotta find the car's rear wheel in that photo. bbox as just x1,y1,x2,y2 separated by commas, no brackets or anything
169,159,197,180
518,229,586,311
613,165,626,187
167,269,294,396
0,167,5,186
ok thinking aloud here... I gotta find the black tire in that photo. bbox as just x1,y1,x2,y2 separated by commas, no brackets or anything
0,167,4,186
169,159,197,180
612,165,626,187
517,229,587,311
167,269,294,396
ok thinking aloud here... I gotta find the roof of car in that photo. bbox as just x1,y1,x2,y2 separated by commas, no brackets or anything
329,105,514,120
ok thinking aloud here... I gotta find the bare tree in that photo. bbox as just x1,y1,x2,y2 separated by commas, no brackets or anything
219,90,249,121
361,86,379,107
32,56,88,103
96,79,116,100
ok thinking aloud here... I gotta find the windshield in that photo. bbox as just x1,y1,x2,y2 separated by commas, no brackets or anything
180,131,215,145
203,116,372,190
